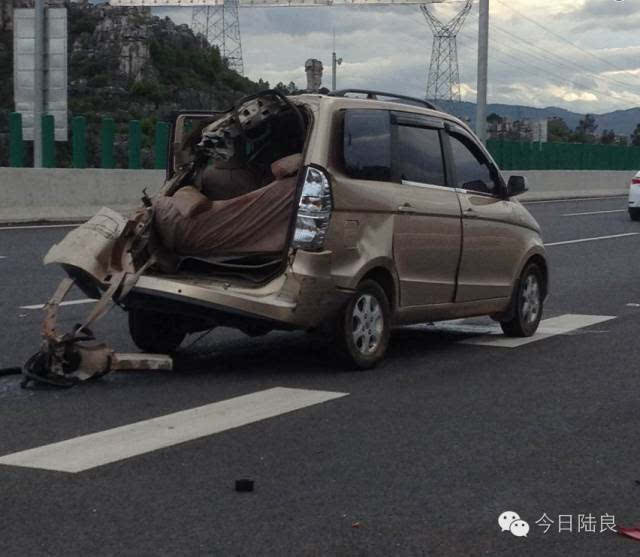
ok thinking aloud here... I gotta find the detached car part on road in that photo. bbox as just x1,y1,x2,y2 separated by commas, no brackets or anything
34,89,548,384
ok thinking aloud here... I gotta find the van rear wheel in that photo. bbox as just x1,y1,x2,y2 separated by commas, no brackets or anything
336,280,391,370
128,309,186,353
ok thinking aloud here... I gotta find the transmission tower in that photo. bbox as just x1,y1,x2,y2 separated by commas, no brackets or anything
192,1,244,75
421,0,473,102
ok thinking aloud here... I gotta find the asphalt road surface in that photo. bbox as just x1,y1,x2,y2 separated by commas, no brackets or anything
2,197,640,556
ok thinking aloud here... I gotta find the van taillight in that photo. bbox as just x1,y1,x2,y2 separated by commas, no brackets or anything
292,166,333,251
632,178,640,185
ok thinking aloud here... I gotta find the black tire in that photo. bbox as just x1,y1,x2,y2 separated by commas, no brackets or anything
336,280,391,370
500,263,544,337
128,309,186,353
629,208,640,221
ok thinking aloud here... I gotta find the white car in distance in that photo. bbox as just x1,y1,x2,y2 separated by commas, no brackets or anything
629,171,640,221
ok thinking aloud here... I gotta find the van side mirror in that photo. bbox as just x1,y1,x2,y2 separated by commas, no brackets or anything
507,175,528,197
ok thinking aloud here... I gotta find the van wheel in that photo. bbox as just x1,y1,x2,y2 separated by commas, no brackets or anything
128,309,186,353
629,208,640,221
500,263,544,337
336,280,391,370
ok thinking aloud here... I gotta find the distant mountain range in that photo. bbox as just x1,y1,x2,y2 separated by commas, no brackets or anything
436,100,640,137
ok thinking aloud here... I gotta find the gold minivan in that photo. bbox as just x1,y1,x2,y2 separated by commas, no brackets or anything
45,89,548,369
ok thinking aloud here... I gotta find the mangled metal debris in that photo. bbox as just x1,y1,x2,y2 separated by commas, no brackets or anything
23,208,173,388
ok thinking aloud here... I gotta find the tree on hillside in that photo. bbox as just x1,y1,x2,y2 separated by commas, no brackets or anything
631,124,640,147
486,112,502,124
548,117,571,143
600,129,616,145
573,114,598,144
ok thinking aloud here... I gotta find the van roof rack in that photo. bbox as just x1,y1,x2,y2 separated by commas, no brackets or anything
328,89,438,111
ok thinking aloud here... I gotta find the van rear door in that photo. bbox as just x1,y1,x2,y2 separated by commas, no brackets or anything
167,112,223,179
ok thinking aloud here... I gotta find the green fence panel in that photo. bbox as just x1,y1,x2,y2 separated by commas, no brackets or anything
592,145,602,170
101,118,115,169
505,141,515,170
497,141,506,169
580,144,589,170
617,146,624,170
527,142,535,170
486,139,497,165
72,115,87,168
41,114,55,168
483,140,640,170
630,147,640,171
598,145,608,171
540,142,551,170
128,120,141,169
154,121,170,170
530,143,539,170
560,143,572,170
604,145,614,171
9,112,24,167
521,142,529,169
590,144,599,170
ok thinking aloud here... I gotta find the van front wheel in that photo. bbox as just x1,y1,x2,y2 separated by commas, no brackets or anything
500,263,544,338
336,280,391,370
128,309,186,353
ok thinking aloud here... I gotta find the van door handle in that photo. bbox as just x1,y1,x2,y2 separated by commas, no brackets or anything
398,203,414,212
464,207,477,218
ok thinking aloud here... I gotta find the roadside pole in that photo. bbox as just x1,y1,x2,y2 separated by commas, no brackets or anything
331,29,342,91
33,0,45,167
475,0,489,144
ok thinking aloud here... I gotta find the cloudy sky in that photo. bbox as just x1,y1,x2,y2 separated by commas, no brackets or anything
154,0,640,114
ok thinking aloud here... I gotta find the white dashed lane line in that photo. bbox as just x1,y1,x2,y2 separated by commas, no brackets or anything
0,387,349,473
562,209,626,217
545,233,639,246
20,299,96,310
0,224,78,231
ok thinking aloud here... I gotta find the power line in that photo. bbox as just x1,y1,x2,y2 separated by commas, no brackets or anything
456,32,637,109
488,23,640,97
493,0,636,77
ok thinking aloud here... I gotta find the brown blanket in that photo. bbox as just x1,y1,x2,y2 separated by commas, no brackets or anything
153,154,302,256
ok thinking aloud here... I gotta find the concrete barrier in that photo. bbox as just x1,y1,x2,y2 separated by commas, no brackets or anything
505,170,633,202
0,168,165,224
0,168,634,224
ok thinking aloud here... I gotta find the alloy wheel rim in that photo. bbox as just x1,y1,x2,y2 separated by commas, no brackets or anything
521,274,541,324
351,294,383,355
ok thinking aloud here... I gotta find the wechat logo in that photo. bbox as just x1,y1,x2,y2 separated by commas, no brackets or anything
499,511,530,538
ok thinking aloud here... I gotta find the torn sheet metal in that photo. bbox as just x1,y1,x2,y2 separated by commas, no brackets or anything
44,207,128,284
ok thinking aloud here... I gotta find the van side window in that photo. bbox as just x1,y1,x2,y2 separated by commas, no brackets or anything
394,125,446,186
449,133,499,195
343,109,391,181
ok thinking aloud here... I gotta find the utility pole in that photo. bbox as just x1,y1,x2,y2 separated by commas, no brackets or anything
475,0,489,144
33,0,45,167
331,29,342,91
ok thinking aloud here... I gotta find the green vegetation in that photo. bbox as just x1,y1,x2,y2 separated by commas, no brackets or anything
0,3,271,167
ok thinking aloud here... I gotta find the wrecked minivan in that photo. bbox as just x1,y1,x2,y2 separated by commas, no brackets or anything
40,89,548,378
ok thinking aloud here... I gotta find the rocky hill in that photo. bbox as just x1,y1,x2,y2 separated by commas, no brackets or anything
0,0,268,166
